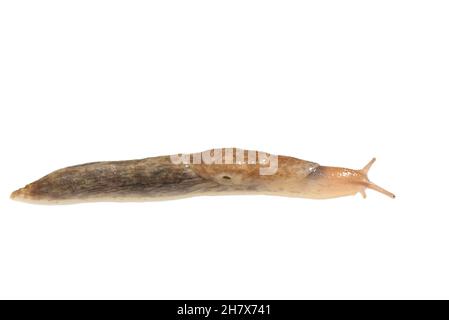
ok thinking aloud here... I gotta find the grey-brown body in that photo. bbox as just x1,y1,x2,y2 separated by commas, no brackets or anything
11,156,217,202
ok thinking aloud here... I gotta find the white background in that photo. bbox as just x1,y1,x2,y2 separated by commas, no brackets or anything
1,1,448,299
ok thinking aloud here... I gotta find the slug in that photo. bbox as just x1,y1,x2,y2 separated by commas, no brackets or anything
10,148,395,204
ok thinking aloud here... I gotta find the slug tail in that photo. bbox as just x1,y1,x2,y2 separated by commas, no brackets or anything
10,188,22,200
359,158,395,199
10,184,36,202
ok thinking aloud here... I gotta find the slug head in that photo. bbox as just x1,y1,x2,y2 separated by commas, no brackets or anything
306,158,395,199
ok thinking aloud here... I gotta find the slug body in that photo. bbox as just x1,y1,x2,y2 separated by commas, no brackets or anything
11,148,395,204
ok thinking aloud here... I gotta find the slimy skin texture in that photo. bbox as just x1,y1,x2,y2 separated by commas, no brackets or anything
10,148,395,204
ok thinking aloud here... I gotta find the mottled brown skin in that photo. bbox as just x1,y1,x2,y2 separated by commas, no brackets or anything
10,148,395,204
